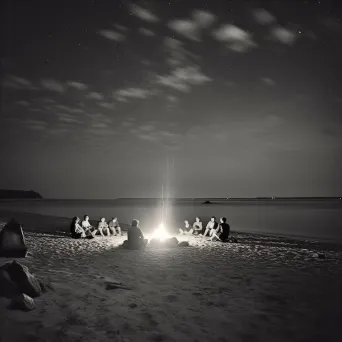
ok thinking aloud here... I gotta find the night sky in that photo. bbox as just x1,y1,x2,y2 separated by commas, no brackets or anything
1,0,341,199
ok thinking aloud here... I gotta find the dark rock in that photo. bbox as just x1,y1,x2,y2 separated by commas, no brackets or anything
178,241,190,247
0,219,28,258
202,200,212,204
0,268,20,298
318,253,325,259
8,293,35,311
5,261,42,298
164,237,179,248
129,303,138,309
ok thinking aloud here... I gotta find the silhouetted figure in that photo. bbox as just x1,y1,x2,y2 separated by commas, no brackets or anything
123,219,147,250
192,217,203,235
203,216,218,237
218,217,230,242
108,217,122,236
97,217,109,237
70,217,86,239
179,220,193,235
0,219,28,257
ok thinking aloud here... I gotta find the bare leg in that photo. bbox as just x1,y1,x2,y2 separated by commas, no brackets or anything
117,227,122,235
203,228,210,237
98,228,104,237
188,229,194,235
179,228,184,235
109,227,116,236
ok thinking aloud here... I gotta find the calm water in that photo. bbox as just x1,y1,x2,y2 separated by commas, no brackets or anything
1,199,342,242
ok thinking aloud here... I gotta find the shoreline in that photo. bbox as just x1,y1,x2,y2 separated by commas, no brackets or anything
1,209,342,252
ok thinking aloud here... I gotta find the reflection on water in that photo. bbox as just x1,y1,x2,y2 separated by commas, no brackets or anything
1,199,342,242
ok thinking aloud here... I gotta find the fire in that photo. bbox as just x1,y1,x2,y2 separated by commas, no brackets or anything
150,222,171,242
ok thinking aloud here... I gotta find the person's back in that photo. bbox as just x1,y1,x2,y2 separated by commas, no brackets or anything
126,219,147,250
220,222,230,241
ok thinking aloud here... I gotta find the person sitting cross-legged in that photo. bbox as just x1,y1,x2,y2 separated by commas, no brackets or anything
97,217,109,237
203,216,218,237
123,219,148,250
70,217,86,239
179,220,193,235
192,217,203,235
81,215,97,237
108,217,122,236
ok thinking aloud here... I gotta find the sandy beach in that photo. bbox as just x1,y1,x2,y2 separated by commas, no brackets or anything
1,210,342,342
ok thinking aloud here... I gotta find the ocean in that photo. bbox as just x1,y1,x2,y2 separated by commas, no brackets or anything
1,198,342,242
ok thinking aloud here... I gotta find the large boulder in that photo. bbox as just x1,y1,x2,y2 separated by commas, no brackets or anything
0,219,28,258
164,237,179,248
8,293,35,311
2,261,42,298
178,241,190,247
0,267,20,298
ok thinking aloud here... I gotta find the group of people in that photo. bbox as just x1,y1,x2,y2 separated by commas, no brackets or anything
70,214,231,249
70,215,122,239
179,216,230,242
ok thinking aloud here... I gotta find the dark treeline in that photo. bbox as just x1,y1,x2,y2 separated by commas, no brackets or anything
0,190,43,199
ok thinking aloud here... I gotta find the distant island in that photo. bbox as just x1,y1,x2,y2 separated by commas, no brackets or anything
0,189,43,199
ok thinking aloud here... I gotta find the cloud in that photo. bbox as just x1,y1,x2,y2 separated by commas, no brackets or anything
87,113,112,124
139,27,155,36
156,66,211,92
86,92,104,100
252,8,276,25
98,102,115,110
25,120,48,131
67,81,88,90
261,77,276,86
3,75,36,90
56,113,82,124
113,87,151,102
270,27,296,45
41,79,66,93
212,24,257,52
192,9,216,28
130,4,159,23
15,100,30,106
52,104,85,114
168,19,200,41
164,37,198,67
113,24,128,31
98,30,125,41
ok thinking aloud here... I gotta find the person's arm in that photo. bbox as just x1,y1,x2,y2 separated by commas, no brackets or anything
139,228,144,239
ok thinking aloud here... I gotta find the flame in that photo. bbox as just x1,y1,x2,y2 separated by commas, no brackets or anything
150,222,171,242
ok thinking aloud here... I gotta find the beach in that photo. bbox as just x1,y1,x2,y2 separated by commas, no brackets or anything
1,210,342,342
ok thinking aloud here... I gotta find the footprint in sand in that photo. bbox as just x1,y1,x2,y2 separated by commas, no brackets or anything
164,294,178,302
140,312,159,327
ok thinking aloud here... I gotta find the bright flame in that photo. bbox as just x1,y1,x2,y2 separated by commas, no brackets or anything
150,222,171,242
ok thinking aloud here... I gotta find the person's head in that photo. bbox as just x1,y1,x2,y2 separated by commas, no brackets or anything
132,219,139,227
84,215,89,221
113,217,117,222
210,216,216,222
184,220,189,225
220,217,227,223
195,216,200,222
101,217,105,222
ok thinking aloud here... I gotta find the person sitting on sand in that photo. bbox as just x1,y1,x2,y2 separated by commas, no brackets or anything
70,217,86,239
203,216,218,237
192,217,203,235
97,217,109,237
108,217,122,236
179,220,193,235
123,219,148,250
217,217,230,242
81,215,97,237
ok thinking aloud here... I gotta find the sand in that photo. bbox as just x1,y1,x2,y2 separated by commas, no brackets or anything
1,210,342,342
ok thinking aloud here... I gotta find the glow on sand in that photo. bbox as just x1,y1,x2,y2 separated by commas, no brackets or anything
150,222,171,242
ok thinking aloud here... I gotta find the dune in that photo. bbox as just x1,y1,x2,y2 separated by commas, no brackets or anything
1,210,342,342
